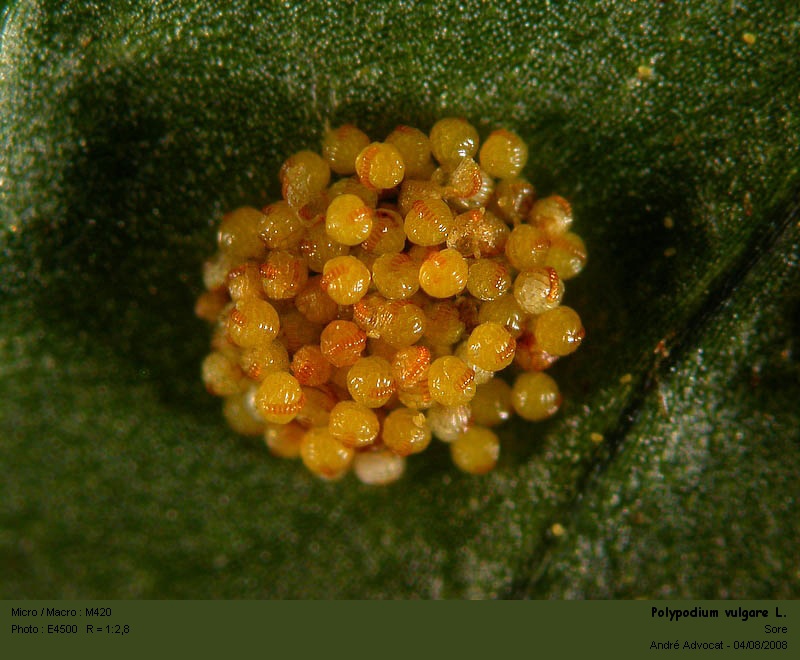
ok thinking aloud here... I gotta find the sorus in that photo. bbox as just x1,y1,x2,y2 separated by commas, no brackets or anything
199,119,587,483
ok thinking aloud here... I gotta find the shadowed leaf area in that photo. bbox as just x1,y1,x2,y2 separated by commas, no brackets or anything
1,1,798,598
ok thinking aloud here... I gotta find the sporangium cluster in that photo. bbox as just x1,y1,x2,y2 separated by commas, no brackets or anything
197,118,587,485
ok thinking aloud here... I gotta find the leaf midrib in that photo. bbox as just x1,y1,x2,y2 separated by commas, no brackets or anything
505,190,800,598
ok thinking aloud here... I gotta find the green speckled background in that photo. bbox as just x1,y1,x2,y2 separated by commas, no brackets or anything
1,0,798,598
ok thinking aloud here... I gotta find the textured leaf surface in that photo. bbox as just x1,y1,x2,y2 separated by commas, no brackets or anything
1,0,798,598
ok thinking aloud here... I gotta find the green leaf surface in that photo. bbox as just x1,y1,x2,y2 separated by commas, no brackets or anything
1,0,798,598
